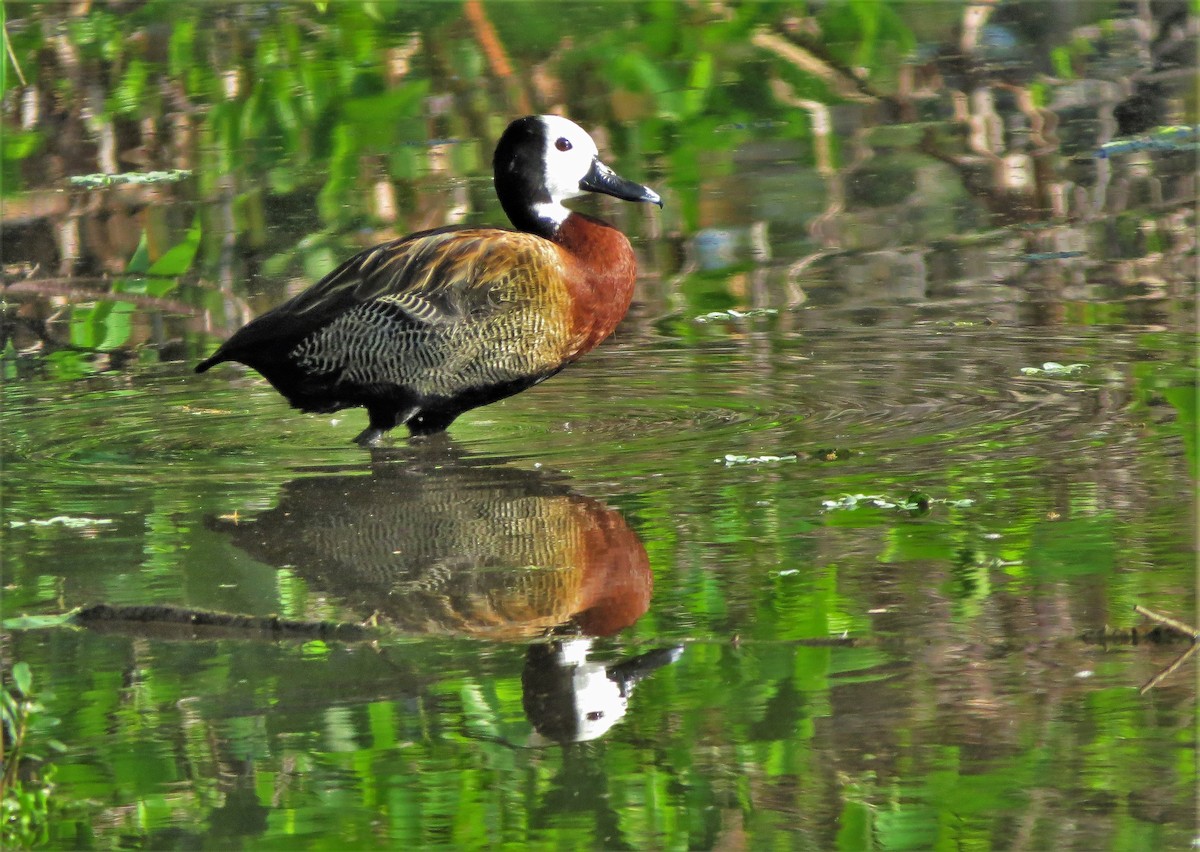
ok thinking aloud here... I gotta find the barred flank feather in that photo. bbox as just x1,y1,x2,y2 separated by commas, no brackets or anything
287,235,576,397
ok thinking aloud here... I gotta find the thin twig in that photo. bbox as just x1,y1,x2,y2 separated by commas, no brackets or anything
1134,605,1200,639
752,30,877,103
3,279,198,315
462,0,530,114
3,22,28,88
1139,642,1198,694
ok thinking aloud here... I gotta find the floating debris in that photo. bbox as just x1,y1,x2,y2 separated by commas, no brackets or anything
9,515,115,528
1020,362,1088,376
695,308,779,324
719,452,798,466
924,318,995,328
1019,251,1086,262
820,493,974,512
808,447,856,462
1096,125,1199,159
68,169,193,188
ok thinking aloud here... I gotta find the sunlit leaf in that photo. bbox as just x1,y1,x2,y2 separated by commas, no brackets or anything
112,58,148,114
70,301,135,351
2,613,77,630
12,661,32,696
682,51,713,117
2,131,41,161
145,214,203,294
1051,45,1074,79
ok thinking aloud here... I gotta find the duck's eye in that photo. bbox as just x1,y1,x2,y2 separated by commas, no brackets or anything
555,137,572,152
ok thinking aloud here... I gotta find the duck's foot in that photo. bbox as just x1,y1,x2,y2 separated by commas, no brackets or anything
354,405,418,447
352,426,388,447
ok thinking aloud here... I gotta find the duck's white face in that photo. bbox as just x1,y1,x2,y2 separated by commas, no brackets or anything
493,114,661,236
533,115,602,225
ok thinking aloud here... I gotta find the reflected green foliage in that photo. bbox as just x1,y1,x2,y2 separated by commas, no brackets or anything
1,663,67,848
69,216,202,351
1,0,919,232
5,322,1194,848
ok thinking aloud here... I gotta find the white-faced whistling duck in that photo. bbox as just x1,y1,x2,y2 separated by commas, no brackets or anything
195,115,662,445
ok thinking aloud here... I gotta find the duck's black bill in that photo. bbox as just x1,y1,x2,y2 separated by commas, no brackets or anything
580,158,663,207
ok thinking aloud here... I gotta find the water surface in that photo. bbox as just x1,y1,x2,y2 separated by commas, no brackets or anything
2,1,1196,848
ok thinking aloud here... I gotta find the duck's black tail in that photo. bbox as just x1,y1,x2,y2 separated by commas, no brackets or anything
194,353,225,374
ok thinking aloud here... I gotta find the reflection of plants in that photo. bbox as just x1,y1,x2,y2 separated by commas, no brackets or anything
69,215,202,352
1130,358,1198,479
1,662,66,848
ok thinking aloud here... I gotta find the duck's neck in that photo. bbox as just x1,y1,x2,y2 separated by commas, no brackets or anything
554,212,639,350
501,194,564,239
556,213,636,286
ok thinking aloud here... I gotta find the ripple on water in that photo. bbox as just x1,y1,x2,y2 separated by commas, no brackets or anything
2,323,1152,483
463,323,1124,474
2,365,363,484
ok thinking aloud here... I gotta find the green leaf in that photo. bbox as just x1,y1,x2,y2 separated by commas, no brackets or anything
340,81,431,148
318,125,361,225
1162,383,1198,477
612,51,673,99
1051,45,1074,79
835,800,872,851
146,214,203,292
112,239,151,292
112,58,148,114
13,661,32,696
682,51,713,118
1028,516,1115,578
2,613,76,630
126,231,151,276
2,131,42,161
0,690,17,727
167,18,197,77
70,301,134,351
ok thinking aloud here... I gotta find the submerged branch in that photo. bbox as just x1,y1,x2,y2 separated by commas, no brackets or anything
1139,643,1197,695
1133,605,1199,639
752,30,877,103
3,279,198,315
71,603,382,644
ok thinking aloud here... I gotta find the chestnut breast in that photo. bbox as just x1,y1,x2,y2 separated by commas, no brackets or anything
555,212,639,360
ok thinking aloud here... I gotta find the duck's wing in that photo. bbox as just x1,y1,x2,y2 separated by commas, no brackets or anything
196,226,570,375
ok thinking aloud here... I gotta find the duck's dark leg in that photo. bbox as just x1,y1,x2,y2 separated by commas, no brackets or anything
407,408,460,436
353,405,416,447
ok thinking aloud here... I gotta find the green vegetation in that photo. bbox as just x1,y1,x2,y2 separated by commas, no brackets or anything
1,663,66,848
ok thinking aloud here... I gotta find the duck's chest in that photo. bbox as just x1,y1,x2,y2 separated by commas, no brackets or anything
555,215,639,354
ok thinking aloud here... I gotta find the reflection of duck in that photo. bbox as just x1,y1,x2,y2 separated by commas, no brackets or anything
211,452,652,641
196,115,661,445
523,639,683,745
